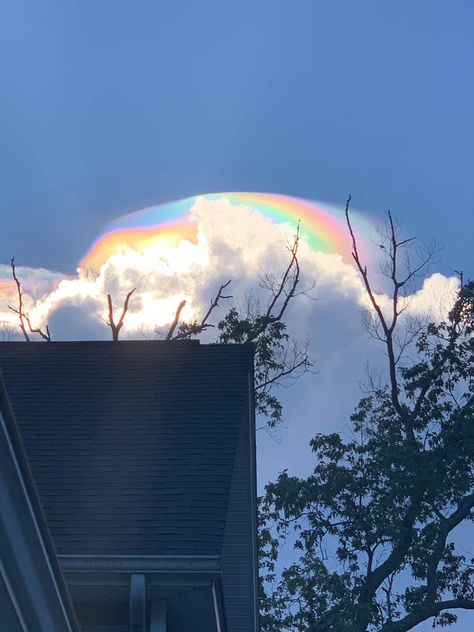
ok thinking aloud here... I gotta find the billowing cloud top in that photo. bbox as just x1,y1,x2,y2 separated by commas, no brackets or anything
0,193,458,341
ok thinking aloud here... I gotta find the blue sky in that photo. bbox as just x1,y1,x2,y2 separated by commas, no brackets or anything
1,2,474,629
1,1,473,275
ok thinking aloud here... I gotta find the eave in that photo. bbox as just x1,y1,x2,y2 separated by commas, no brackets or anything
59,554,227,632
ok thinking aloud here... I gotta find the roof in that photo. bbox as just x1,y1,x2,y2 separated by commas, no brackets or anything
0,371,79,632
0,341,254,558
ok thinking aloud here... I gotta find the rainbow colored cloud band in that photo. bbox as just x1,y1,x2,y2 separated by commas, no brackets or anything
80,192,373,271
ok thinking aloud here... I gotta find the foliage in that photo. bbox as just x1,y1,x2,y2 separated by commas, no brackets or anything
217,303,310,427
169,228,314,428
259,206,474,631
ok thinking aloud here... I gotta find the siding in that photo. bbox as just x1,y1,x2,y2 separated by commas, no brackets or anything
221,400,258,632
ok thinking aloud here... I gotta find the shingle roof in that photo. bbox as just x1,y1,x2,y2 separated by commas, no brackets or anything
0,341,253,557
0,373,80,632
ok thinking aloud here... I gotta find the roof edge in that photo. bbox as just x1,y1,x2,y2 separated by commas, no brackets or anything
0,372,80,632
0,339,201,346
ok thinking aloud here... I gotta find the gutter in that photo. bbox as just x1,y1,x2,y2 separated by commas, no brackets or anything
59,554,222,573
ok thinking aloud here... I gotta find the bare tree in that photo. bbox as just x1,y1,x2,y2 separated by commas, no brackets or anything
8,257,52,342
345,194,439,443
105,288,136,342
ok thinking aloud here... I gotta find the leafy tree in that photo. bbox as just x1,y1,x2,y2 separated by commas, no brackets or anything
259,203,474,630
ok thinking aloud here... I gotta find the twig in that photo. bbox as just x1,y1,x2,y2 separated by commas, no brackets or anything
255,355,310,391
264,223,301,324
199,280,232,330
169,280,232,341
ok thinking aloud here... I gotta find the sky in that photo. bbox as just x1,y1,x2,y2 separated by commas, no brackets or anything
1,1,474,629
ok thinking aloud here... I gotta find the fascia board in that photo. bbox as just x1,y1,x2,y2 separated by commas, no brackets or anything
59,554,222,573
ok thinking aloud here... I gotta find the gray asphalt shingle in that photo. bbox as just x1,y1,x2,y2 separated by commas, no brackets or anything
0,341,253,557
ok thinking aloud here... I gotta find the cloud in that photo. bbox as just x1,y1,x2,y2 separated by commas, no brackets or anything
0,264,68,328
400,273,460,320
0,197,458,345
0,195,462,488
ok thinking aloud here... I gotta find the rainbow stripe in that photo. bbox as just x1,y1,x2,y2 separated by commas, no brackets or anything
80,192,374,270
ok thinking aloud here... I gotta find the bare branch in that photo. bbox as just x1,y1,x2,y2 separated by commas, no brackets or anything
264,223,301,324
9,257,30,341
199,280,232,329
106,288,136,341
9,257,52,341
345,198,407,430
166,299,186,340
169,280,232,341
241,226,305,346
255,354,310,391
24,313,52,342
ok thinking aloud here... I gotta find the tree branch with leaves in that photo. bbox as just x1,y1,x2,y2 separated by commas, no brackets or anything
259,201,474,631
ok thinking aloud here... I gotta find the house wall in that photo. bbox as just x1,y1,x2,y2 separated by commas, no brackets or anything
221,399,258,632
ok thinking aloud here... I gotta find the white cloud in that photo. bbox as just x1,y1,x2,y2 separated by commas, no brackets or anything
0,196,462,490
0,197,458,345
